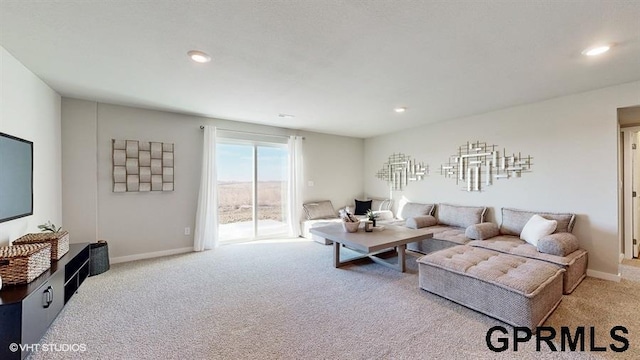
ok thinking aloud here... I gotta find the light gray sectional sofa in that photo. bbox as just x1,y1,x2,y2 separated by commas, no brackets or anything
302,199,589,329
465,208,587,294
406,203,487,254
301,199,395,244
301,201,487,247
378,201,436,227
417,207,588,330
300,200,344,244
406,206,587,294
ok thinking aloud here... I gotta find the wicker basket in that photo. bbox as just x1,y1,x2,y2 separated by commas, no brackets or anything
0,243,52,285
13,231,70,260
342,220,360,233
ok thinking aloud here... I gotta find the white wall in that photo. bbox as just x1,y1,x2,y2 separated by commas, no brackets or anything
95,104,202,260
300,130,364,208
365,81,640,277
61,98,98,243
61,100,364,260
0,46,62,245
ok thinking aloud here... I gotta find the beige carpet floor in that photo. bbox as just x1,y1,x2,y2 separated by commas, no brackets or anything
29,239,640,359
621,258,640,268
620,259,640,283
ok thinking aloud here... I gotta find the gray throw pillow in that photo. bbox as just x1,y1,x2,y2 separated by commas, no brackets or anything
465,222,499,240
537,232,579,257
398,202,435,220
437,203,486,228
500,208,576,236
406,215,437,229
370,198,391,211
303,200,336,220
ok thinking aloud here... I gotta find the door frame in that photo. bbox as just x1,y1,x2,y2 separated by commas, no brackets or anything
621,126,640,259
216,138,290,242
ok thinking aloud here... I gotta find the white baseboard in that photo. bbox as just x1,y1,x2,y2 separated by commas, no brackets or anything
586,269,621,282
110,247,193,264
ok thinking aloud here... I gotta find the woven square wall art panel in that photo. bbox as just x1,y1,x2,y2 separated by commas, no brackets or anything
112,139,174,192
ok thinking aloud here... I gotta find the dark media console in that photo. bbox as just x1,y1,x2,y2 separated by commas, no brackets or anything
0,243,90,360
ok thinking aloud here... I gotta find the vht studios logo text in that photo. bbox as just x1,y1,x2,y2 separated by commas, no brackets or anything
486,326,629,352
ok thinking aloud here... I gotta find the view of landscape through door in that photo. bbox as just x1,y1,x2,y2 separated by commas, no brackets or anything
216,139,289,242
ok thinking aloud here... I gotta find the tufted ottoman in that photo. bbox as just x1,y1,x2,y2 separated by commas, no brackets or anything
468,237,587,294
418,245,565,330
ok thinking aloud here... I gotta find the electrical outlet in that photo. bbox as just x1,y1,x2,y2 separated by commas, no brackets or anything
184,227,191,236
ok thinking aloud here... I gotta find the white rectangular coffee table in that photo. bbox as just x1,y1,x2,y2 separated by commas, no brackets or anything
309,224,433,272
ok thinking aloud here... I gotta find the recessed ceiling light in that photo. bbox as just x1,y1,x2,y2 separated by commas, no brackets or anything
581,44,612,57
278,114,295,119
394,107,406,113
188,50,211,63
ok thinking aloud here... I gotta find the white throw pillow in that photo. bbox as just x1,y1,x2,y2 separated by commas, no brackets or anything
520,214,557,246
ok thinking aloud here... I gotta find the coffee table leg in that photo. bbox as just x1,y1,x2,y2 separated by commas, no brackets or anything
333,241,407,271
397,244,406,272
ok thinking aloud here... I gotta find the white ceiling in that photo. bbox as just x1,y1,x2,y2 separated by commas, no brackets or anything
1,1,639,138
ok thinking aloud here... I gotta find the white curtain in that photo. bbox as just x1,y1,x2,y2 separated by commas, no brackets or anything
194,126,218,251
287,136,303,237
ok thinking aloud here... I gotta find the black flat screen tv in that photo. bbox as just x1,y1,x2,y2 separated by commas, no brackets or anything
0,132,34,223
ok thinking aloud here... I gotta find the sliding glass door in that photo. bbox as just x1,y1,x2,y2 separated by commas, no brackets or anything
217,143,254,241
257,146,289,237
217,138,289,242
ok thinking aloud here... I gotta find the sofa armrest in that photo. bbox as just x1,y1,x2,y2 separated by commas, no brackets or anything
537,232,579,256
406,215,437,229
465,222,499,240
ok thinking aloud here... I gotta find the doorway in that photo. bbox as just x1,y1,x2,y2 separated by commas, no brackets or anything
621,126,640,259
633,132,640,259
620,106,640,259
216,138,289,242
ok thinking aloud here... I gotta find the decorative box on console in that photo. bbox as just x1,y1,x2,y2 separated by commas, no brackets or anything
0,243,51,285
13,231,70,260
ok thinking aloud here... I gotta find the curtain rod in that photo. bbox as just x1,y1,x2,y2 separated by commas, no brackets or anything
199,125,304,140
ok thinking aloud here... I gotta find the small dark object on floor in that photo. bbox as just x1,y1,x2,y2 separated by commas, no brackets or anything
89,240,110,276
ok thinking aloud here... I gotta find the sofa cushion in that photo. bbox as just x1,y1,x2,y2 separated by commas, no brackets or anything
381,219,408,227
345,199,391,214
432,227,469,245
537,233,579,257
354,199,372,215
500,208,576,236
465,222,500,240
371,198,391,211
406,215,437,229
303,200,337,220
397,202,435,220
437,203,487,228
468,236,583,267
373,210,394,221
520,215,557,246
